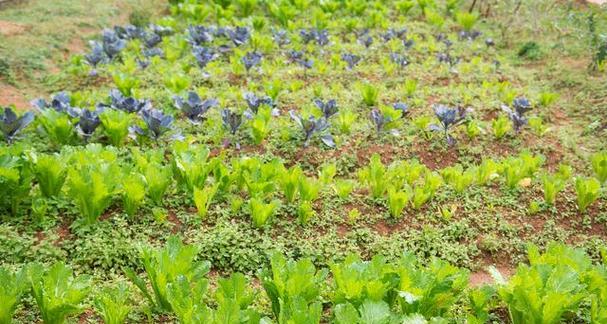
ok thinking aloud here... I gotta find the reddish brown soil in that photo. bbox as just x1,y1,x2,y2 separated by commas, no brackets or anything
0,83,30,110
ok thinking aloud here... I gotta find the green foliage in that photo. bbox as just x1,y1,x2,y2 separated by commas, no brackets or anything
441,165,474,194
591,151,607,184
492,115,511,139
360,83,379,107
249,198,279,228
358,154,388,199
280,166,302,203
121,173,146,217
395,253,469,317
94,283,131,324
537,92,559,108
29,152,67,198
0,152,32,215
250,108,272,145
498,244,589,324
133,149,173,206
27,262,91,324
193,184,219,218
387,187,412,218
500,153,544,189
334,300,402,324
113,73,139,96
541,165,571,205
126,236,211,312
0,267,28,324
38,109,77,146
330,255,395,307
333,179,355,199
100,109,131,147
165,275,210,323
164,73,191,94
474,159,499,186
173,146,212,192
261,253,327,324
575,177,601,213
455,11,478,31
518,42,542,60
66,151,120,224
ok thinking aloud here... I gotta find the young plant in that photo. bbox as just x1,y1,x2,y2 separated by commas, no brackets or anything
289,111,335,148
193,183,219,218
360,83,379,107
261,253,327,324
387,186,412,218
492,115,512,139
314,99,339,119
334,108,357,134
541,166,571,206
164,73,191,94
173,147,211,192
575,177,601,213
249,107,272,145
358,154,389,199
173,91,217,124
126,236,211,312
100,109,132,146
502,97,532,134
498,244,588,324
132,108,174,140
500,153,544,189
0,266,28,323
249,197,279,228
474,159,499,186
0,153,32,215
37,109,77,145
395,254,469,317
94,283,131,324
0,107,34,144
30,152,67,198
27,262,91,324
333,179,356,199
455,11,478,32
280,166,303,203
429,105,470,145
121,173,146,217
441,165,475,194
330,255,394,307
591,151,607,184
369,105,404,135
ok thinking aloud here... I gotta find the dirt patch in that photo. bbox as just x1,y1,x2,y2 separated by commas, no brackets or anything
470,265,513,287
0,83,29,110
0,20,30,36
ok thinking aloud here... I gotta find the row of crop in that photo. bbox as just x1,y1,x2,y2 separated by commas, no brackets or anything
1,88,554,151
2,238,607,323
1,143,605,226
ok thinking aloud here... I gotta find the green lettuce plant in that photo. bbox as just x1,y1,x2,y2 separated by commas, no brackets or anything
126,236,211,312
100,109,131,147
121,173,146,217
261,253,327,324
29,152,67,198
249,198,279,228
94,283,131,324
387,187,412,218
193,184,219,218
27,262,91,324
591,151,607,184
575,177,601,213
0,267,28,323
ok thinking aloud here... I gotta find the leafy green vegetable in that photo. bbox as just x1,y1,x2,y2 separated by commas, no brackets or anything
575,177,601,213
261,253,327,323
0,266,28,324
126,236,210,312
27,262,91,324
94,283,131,324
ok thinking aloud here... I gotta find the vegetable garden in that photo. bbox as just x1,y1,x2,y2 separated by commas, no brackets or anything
1,0,607,322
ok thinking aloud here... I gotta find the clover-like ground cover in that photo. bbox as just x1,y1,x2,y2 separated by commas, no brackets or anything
0,0,607,322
